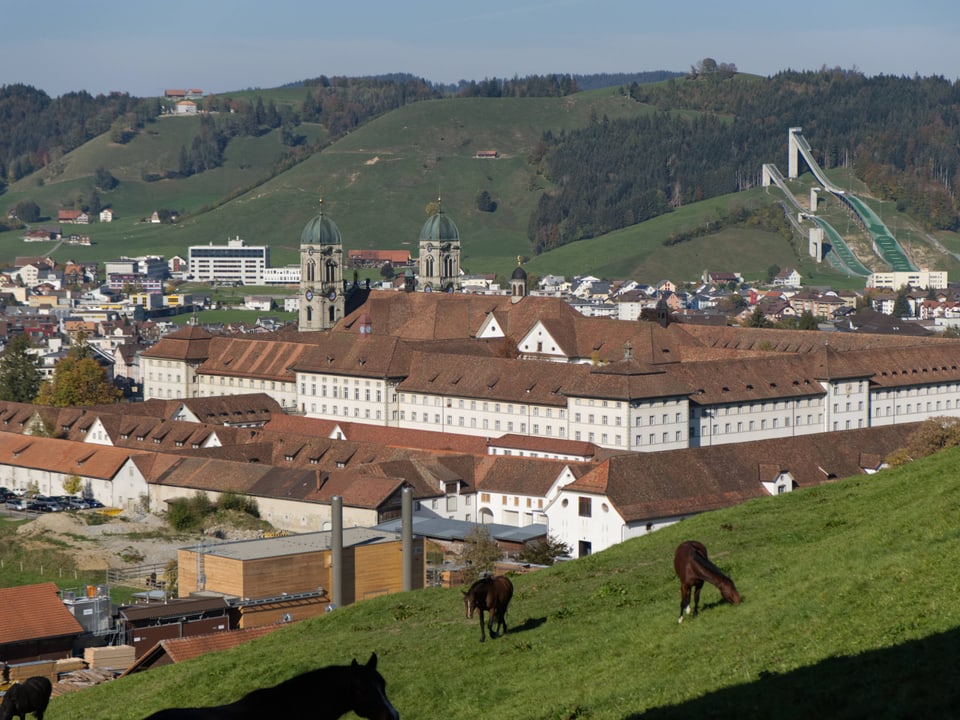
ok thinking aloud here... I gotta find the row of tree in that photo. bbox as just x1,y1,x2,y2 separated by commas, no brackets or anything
0,334,119,408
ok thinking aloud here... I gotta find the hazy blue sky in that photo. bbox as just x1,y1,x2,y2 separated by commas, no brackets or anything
4,0,959,97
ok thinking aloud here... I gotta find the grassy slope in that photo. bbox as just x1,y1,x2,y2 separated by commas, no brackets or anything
48,446,960,719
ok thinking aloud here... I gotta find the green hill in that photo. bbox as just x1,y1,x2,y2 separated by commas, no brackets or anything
47,445,960,719
3,82,959,285
0,89,653,276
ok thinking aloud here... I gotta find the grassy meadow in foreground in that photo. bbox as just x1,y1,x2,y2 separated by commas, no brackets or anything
46,444,960,719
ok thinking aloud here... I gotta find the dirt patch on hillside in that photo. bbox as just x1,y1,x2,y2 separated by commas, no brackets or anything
15,511,265,571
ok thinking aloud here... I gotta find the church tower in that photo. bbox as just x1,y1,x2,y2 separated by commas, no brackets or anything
299,198,344,331
510,257,528,303
418,198,461,292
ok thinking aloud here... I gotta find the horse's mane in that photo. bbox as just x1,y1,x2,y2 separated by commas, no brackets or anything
468,576,494,592
692,549,734,585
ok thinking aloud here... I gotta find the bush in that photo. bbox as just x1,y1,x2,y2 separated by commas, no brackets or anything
166,491,213,531
218,490,260,518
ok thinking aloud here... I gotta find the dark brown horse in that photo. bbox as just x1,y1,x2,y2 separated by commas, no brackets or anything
0,676,52,720
674,540,741,623
141,653,398,720
463,575,514,642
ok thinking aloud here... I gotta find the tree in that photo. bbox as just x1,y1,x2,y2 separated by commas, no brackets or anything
35,337,121,407
892,289,912,318
0,334,42,402
460,526,502,585
13,200,40,223
476,190,497,212
515,534,571,565
797,310,819,330
743,306,770,328
380,262,395,280
62,473,83,496
885,417,960,466
94,166,118,190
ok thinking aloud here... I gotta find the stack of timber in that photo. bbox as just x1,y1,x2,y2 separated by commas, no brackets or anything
84,645,135,671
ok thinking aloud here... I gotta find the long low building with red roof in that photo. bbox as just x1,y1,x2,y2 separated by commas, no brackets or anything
139,292,960,455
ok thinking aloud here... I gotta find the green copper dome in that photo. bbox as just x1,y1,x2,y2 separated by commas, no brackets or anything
419,205,460,243
300,200,342,246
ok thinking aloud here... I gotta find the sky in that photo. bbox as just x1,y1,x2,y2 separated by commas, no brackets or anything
4,0,960,98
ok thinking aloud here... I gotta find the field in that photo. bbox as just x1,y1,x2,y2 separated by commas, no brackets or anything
45,443,960,719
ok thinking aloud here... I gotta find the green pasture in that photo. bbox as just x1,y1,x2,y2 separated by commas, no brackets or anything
45,444,960,718
2,89,959,286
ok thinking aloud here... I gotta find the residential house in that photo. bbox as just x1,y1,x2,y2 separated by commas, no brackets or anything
175,100,197,115
243,296,274,312
773,267,802,287
58,209,89,224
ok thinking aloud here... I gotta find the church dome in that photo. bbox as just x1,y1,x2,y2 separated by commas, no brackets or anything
300,200,342,246
419,204,460,243
511,265,528,280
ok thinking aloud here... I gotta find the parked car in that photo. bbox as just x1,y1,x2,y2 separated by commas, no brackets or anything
6,497,29,510
27,499,61,512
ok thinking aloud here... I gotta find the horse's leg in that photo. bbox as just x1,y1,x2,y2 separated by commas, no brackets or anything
678,582,690,623
478,608,487,642
692,579,704,616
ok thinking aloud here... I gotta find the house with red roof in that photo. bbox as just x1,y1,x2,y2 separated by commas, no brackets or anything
0,582,84,664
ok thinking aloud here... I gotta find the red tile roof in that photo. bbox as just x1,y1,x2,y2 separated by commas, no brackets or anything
0,582,84,644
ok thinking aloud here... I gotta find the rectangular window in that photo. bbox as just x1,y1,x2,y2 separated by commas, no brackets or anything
578,497,592,517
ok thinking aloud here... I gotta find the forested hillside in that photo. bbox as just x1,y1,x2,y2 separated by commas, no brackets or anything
0,85,155,186
529,68,960,253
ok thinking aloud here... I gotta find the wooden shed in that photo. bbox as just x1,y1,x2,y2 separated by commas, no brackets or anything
177,527,424,628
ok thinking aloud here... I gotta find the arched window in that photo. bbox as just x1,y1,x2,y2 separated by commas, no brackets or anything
306,260,316,283
424,256,434,277
325,261,337,284
305,305,312,322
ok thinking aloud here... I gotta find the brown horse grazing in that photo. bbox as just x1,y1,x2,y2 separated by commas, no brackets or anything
674,540,741,623
141,653,398,720
463,575,514,642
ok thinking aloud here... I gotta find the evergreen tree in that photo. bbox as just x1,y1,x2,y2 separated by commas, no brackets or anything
797,310,819,330
0,334,42,402
892,290,912,318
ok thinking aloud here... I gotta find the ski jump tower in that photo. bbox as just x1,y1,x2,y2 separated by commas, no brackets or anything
788,126,804,179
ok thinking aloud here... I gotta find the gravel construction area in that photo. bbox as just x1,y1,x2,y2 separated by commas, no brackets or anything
15,510,200,570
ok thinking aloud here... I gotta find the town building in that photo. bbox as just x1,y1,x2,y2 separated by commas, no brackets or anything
868,270,948,290
188,237,270,285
